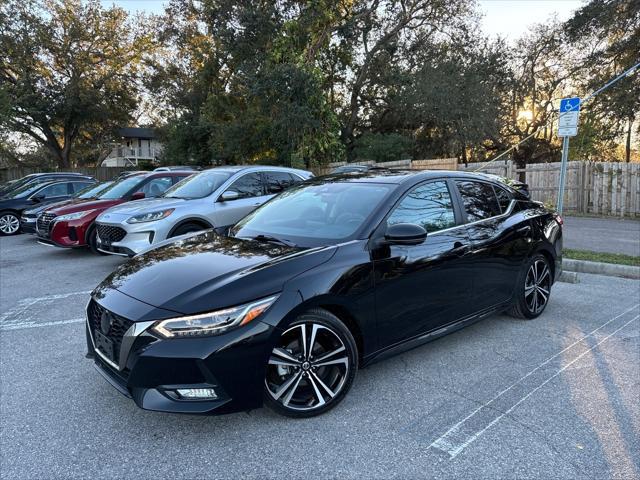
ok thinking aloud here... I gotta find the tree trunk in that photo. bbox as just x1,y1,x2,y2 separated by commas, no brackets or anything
625,115,633,163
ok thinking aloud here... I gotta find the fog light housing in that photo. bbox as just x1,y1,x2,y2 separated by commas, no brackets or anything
176,388,218,400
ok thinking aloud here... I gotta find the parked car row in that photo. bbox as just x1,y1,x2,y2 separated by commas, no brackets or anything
1,166,313,257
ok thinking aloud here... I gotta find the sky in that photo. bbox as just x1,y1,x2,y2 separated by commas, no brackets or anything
101,0,586,42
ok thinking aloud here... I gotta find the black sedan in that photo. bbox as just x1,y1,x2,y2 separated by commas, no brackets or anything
0,178,96,235
87,170,562,417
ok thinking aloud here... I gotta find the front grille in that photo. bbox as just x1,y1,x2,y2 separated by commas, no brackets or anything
88,300,134,367
96,224,127,243
36,213,56,236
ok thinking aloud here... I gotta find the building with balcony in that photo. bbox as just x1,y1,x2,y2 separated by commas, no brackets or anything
101,128,163,167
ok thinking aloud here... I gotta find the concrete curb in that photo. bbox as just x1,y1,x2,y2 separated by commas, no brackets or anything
558,271,580,284
563,258,640,280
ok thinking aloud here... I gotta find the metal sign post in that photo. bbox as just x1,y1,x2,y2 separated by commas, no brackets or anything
557,97,580,214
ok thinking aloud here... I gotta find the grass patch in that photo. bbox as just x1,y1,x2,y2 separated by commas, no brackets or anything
564,249,640,267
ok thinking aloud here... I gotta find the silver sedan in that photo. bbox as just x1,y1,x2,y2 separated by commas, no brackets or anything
94,165,312,256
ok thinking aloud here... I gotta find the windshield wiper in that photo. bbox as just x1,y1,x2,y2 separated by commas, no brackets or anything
243,234,297,248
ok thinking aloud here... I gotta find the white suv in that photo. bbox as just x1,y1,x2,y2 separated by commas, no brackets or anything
94,165,312,256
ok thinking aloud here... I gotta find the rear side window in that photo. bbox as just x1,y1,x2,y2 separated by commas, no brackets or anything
37,183,68,198
494,186,512,213
264,172,300,194
70,181,94,193
228,172,264,198
387,181,456,233
140,177,173,197
456,181,501,222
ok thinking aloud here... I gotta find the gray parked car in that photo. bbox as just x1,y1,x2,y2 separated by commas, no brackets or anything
94,165,313,256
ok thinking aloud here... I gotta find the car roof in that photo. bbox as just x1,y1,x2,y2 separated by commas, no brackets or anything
314,169,516,186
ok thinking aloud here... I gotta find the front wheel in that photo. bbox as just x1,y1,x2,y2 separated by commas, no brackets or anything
508,253,552,319
264,309,358,418
0,211,21,236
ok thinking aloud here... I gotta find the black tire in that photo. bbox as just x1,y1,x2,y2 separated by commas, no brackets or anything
264,308,358,418
0,211,21,236
87,226,107,255
169,222,207,238
508,253,552,319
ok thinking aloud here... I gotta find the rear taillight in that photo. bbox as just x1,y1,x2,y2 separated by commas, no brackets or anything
554,214,563,226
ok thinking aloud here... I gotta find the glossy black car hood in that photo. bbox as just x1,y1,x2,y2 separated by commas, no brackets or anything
96,231,336,316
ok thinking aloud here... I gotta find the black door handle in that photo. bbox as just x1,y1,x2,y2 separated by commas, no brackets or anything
517,225,531,235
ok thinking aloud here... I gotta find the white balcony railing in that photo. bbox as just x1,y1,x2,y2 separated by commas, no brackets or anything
107,146,160,159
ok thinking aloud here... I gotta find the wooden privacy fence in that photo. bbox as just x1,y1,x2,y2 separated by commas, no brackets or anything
460,160,640,217
315,157,457,175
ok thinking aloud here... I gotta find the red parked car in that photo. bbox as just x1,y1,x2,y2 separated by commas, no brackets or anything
36,171,193,253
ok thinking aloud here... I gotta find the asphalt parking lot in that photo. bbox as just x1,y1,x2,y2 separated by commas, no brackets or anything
1,234,639,479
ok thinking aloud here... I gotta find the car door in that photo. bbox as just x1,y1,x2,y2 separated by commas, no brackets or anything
373,179,474,348
215,172,269,228
454,180,531,311
32,182,71,205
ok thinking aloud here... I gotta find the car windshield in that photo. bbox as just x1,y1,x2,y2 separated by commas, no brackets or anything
98,176,146,199
163,170,233,199
231,182,392,247
76,181,113,199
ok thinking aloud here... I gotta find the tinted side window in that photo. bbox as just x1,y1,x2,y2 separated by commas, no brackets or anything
38,183,68,198
264,172,298,194
494,186,512,213
229,173,263,198
387,181,456,232
456,181,501,221
71,181,93,193
140,177,173,197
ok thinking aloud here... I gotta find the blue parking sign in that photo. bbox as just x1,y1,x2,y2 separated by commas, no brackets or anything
560,97,581,112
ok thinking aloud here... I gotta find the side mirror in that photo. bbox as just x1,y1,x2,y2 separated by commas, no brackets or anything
384,223,427,245
219,190,240,202
131,192,145,200
31,194,45,202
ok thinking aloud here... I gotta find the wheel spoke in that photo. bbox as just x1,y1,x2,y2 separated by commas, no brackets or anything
308,323,320,358
272,371,302,401
533,289,538,312
524,284,536,297
307,373,326,407
313,345,345,363
314,356,349,368
537,288,548,303
538,266,550,284
299,324,307,358
310,371,336,398
282,373,304,407
529,265,537,284
272,348,299,364
538,286,550,296
268,357,299,367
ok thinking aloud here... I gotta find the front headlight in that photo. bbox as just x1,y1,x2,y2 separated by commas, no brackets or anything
56,210,95,222
127,209,174,224
151,295,279,338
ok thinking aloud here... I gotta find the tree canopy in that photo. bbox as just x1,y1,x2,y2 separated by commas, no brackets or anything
1,0,638,168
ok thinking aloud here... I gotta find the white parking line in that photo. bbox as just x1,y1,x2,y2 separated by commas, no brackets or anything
1,318,85,331
429,304,640,459
0,290,91,328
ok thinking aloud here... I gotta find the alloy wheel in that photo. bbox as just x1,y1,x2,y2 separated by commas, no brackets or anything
0,214,20,235
524,259,551,314
265,323,351,412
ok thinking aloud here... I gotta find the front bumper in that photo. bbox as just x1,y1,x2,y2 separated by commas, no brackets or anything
39,219,90,248
86,294,279,415
20,217,37,234
96,218,171,257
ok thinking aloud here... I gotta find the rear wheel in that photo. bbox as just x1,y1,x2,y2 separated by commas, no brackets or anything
169,222,207,238
508,253,552,319
0,211,20,236
264,309,358,418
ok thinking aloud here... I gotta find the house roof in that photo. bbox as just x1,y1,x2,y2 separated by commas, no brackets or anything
118,127,156,139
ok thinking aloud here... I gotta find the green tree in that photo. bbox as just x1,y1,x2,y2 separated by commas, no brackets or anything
0,0,153,168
